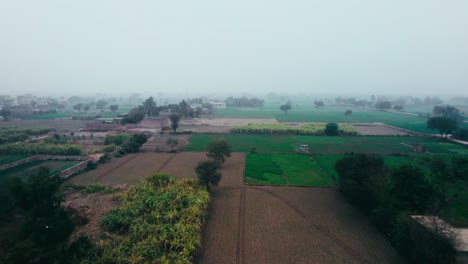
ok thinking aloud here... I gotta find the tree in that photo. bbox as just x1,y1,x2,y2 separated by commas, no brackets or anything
375,101,392,110
335,154,387,214
73,103,83,112
109,104,119,113
344,109,352,116
427,117,457,138
166,138,179,152
432,105,463,123
83,105,90,112
314,101,324,108
169,114,181,133
393,105,404,111
206,139,232,167
123,106,145,124
325,122,339,136
391,164,434,212
179,100,190,118
121,134,147,153
96,99,108,109
0,108,12,121
280,104,292,114
195,160,222,190
143,97,158,116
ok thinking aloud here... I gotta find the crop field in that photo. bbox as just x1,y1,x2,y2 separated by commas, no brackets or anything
0,119,87,133
245,154,333,186
214,105,447,133
187,134,467,154
68,152,245,187
0,155,30,166
0,160,80,178
200,168,402,263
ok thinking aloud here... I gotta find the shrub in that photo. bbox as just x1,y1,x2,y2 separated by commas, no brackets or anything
325,122,339,136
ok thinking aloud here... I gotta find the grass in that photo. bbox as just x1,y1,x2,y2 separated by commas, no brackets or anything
0,155,31,166
187,134,467,154
245,153,333,186
214,105,468,134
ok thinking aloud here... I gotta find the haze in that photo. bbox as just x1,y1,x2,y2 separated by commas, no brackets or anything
1,0,467,97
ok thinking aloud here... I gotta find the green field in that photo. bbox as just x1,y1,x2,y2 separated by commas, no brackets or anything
0,155,31,166
245,153,333,186
187,134,467,154
214,105,468,133
0,160,80,178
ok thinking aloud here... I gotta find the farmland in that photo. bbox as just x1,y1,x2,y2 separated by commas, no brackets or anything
0,155,30,166
187,134,466,154
0,160,81,178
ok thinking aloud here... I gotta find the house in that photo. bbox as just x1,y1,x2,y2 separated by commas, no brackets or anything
209,101,226,109
0,95,14,109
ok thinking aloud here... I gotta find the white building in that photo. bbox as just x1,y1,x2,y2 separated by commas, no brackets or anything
0,95,14,108
209,101,226,109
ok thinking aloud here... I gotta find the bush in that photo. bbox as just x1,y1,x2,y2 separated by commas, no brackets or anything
325,122,339,136
0,143,81,155
99,174,210,263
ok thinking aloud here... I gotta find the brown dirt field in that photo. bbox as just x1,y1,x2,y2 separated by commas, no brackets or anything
63,191,120,241
68,153,174,186
351,123,410,136
160,152,245,185
184,118,278,126
0,119,87,133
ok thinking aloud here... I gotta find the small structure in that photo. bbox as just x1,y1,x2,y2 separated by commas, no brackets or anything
412,143,426,153
209,101,226,109
298,144,309,153
84,118,123,131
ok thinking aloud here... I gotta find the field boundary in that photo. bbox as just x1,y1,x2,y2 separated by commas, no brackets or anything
0,155,89,171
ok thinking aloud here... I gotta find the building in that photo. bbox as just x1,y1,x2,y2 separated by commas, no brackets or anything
0,96,14,109
209,101,226,109
17,94,33,106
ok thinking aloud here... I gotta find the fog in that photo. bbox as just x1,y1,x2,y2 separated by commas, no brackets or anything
1,0,467,97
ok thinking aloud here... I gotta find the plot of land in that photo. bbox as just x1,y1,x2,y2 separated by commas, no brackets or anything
187,134,467,154
0,119,87,133
245,153,333,186
0,160,80,178
0,155,30,166
351,123,412,136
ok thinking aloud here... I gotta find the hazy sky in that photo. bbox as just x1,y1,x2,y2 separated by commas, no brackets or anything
1,0,467,96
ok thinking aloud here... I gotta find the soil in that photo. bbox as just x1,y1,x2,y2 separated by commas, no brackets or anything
351,123,411,136
63,190,121,241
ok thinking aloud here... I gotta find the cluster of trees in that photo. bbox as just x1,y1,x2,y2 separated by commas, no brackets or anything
104,133,147,156
280,103,292,114
0,143,81,155
0,127,53,144
335,154,465,263
2,168,77,263
195,138,232,190
314,100,324,108
225,96,264,107
427,105,466,138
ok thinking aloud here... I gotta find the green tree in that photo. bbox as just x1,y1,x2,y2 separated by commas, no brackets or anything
143,96,158,116
325,122,339,136
195,160,222,190
169,114,181,133
375,101,392,110
391,164,434,212
123,106,145,124
179,100,190,118
427,117,457,138
166,138,179,152
206,139,232,167
0,108,12,121
280,104,291,114
109,104,119,113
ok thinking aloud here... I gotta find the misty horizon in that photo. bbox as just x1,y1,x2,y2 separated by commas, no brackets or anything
1,1,467,96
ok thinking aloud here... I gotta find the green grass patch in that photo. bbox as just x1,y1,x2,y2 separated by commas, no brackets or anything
0,155,31,166
187,134,466,154
245,153,333,186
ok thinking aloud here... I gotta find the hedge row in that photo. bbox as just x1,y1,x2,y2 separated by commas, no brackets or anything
231,123,357,136
0,143,81,155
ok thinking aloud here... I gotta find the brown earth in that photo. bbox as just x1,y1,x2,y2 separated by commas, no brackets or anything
67,152,401,263
0,119,87,133
63,190,121,241
351,123,411,136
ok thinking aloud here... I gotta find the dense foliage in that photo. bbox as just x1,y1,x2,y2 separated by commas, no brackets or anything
225,96,264,107
104,133,147,155
195,160,222,190
0,127,54,144
335,154,462,263
3,168,74,263
99,174,210,263
427,116,458,138
0,142,81,155
231,123,357,136
206,138,232,167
